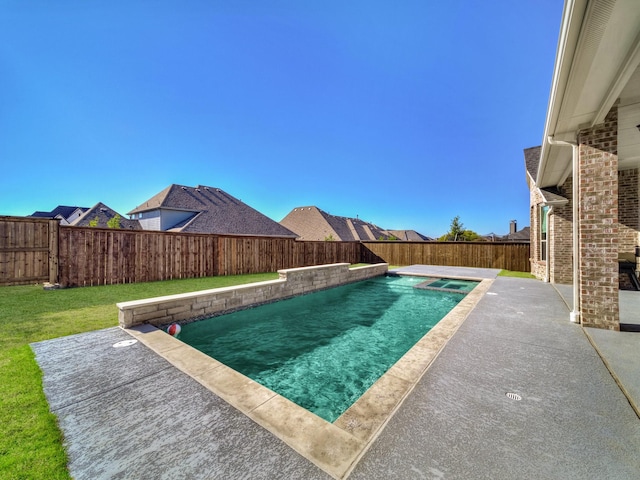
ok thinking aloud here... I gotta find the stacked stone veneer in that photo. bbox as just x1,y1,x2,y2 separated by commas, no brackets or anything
118,263,388,329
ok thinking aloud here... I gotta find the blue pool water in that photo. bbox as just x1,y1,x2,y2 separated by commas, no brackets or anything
178,275,478,422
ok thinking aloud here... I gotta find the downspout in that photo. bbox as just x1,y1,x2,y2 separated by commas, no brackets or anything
546,136,580,324
544,205,554,283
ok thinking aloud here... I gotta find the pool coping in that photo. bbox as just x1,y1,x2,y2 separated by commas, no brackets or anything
124,275,493,479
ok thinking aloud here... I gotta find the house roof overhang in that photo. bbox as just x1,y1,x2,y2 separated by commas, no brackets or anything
539,187,569,207
537,0,640,188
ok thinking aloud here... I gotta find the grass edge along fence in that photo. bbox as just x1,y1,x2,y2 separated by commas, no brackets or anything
0,216,531,287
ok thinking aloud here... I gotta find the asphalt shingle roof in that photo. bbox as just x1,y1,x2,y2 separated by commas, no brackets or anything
129,184,297,237
73,202,141,229
524,146,541,181
29,205,88,221
280,206,431,241
539,188,569,205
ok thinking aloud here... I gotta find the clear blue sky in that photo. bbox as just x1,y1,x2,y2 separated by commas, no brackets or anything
1,1,562,238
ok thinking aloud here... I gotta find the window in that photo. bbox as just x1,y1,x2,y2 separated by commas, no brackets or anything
540,205,549,261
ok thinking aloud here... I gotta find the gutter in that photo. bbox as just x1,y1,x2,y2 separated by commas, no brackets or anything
547,135,580,324
537,0,588,187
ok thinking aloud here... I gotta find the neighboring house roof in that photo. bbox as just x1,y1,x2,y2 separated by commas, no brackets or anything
29,205,89,225
281,206,381,241
129,184,297,237
483,227,531,242
387,230,433,241
503,227,531,242
128,184,174,214
280,206,430,241
279,206,339,240
72,202,141,229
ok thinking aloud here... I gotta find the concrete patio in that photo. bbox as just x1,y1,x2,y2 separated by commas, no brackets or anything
32,266,640,479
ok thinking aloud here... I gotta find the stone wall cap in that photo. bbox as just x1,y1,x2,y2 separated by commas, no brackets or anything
116,279,285,310
278,263,350,274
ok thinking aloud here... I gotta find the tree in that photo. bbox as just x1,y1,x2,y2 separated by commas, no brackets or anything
107,214,121,229
445,215,465,241
88,216,99,227
461,229,482,242
439,216,482,241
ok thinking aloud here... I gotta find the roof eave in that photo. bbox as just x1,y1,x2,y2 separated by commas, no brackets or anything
537,0,640,188
537,0,588,187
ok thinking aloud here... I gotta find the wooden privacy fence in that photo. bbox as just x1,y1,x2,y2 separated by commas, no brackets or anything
0,216,531,287
362,241,531,272
0,217,58,286
57,227,362,287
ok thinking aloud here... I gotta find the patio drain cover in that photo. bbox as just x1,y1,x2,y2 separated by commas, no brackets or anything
113,339,138,348
506,392,522,401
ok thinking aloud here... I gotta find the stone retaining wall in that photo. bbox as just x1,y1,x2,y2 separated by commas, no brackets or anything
117,263,388,328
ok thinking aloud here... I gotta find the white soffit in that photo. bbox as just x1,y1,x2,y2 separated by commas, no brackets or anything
539,0,640,188
618,67,640,170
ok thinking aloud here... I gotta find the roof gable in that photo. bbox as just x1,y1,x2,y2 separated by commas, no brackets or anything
128,185,182,214
504,226,531,242
280,206,430,241
73,202,141,229
130,184,297,237
388,230,432,241
30,205,89,221
280,206,337,240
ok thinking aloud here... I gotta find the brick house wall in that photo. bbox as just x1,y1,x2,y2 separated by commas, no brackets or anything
619,168,640,254
576,106,619,330
618,167,640,290
533,167,638,290
529,178,573,284
530,104,630,329
550,177,573,284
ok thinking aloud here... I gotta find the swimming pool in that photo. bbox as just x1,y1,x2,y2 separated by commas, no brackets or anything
126,267,492,478
177,275,478,422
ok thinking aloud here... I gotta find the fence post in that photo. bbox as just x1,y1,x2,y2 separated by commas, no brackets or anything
48,219,59,284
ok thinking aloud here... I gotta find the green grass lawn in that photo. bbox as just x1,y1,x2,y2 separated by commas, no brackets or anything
498,269,536,278
0,273,278,480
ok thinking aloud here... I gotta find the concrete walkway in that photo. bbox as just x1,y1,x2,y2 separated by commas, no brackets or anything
553,283,640,416
32,267,640,479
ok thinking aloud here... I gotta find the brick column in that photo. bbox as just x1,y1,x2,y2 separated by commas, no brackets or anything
551,177,574,284
577,107,619,330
